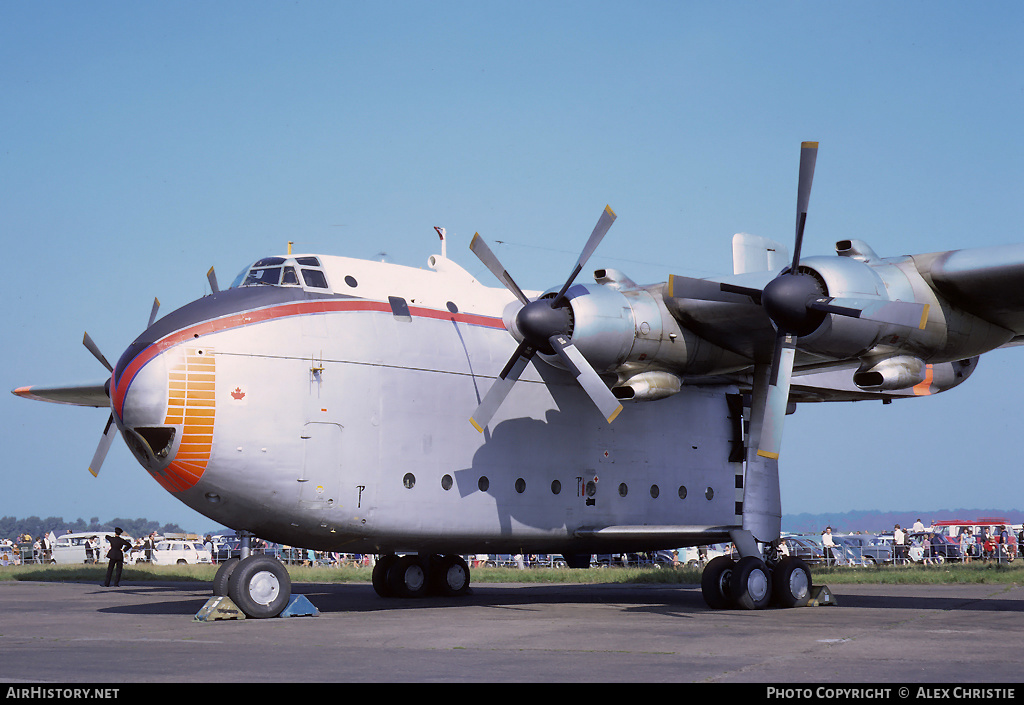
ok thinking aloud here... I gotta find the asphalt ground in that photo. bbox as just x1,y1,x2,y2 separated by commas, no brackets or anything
1,579,1023,688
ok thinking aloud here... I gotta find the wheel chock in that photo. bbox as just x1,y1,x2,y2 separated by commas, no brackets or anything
194,595,246,621
279,594,320,618
808,585,838,607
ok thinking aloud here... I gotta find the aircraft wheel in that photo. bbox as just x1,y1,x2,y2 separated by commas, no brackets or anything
372,554,398,597
772,557,811,608
700,556,736,609
730,556,772,610
387,555,429,598
213,557,240,596
431,554,471,597
228,554,291,618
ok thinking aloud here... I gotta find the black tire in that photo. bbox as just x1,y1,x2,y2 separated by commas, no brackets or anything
372,554,398,598
213,557,240,596
772,557,811,608
731,556,772,610
700,556,736,609
431,554,470,597
227,555,291,618
387,555,429,598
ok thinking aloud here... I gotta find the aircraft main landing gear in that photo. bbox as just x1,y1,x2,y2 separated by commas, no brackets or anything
700,554,811,610
372,553,471,599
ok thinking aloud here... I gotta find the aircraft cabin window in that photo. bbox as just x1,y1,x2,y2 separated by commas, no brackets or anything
295,256,320,266
282,266,299,285
301,268,329,289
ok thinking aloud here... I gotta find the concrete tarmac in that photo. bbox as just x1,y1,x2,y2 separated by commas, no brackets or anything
2,579,1023,684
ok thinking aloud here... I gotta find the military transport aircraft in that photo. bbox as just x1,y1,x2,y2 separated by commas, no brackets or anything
14,143,1024,617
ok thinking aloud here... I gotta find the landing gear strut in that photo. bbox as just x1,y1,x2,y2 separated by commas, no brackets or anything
372,553,471,599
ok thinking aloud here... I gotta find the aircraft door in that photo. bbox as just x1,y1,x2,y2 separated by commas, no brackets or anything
298,421,344,509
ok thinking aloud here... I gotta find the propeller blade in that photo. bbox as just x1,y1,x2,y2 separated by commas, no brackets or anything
148,297,161,328
207,266,220,294
791,141,818,271
552,205,617,307
89,414,118,477
756,333,797,460
808,297,929,330
469,342,536,432
667,275,764,305
82,332,113,372
548,334,623,423
469,233,531,305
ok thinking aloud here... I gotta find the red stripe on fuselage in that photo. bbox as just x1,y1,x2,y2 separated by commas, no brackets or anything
111,298,504,419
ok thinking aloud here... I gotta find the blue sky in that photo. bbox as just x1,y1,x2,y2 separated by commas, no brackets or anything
3,1,1023,531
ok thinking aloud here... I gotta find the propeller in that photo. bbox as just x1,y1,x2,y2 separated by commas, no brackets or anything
669,143,928,459
469,206,624,432
82,332,116,476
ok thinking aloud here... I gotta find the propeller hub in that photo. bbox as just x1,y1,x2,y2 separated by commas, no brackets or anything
762,272,827,337
516,299,572,352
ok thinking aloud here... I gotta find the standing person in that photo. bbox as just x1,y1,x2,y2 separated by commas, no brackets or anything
822,527,836,566
893,524,905,564
103,528,132,588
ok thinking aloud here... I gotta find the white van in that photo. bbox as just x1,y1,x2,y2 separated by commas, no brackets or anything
151,539,212,565
51,532,136,565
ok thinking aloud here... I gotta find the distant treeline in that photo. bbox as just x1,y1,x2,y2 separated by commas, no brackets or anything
1,516,187,542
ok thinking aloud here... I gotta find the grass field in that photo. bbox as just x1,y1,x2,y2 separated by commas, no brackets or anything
2,560,1023,586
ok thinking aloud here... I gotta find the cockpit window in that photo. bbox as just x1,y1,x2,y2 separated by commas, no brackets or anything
301,269,329,289
244,266,282,286
231,256,330,291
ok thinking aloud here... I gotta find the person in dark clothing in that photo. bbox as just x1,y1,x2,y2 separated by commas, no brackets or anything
103,528,132,587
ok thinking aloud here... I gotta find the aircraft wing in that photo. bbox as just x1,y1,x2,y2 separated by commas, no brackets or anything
915,243,1024,339
12,381,109,408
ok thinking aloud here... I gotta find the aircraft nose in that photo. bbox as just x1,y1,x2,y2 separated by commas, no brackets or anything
113,341,217,492
114,349,179,470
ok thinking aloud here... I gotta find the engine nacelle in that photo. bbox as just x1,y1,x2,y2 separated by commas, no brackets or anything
853,355,927,391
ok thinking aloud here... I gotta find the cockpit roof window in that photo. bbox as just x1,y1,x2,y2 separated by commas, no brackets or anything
296,256,321,266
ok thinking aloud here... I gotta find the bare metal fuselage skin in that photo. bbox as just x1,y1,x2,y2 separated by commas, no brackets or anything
111,254,744,554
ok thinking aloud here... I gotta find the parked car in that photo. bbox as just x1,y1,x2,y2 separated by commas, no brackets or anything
835,534,893,564
51,531,137,565
781,535,824,565
908,532,962,563
151,538,212,565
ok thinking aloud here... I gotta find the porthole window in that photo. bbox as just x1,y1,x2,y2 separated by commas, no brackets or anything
515,478,526,494
441,474,453,491
618,483,628,497
478,476,489,492
446,301,459,313
403,473,416,489
344,275,358,288
585,480,597,497
650,484,660,499
551,480,561,495
678,485,688,500
705,487,714,500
